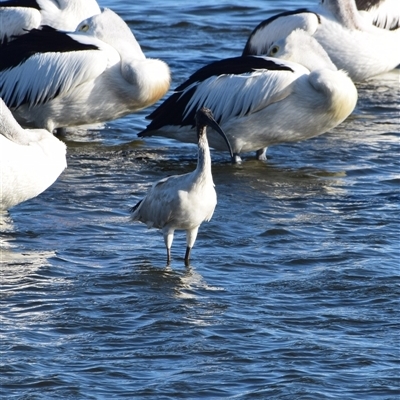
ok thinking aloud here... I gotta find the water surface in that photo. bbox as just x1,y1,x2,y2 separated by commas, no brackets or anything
1,1,399,399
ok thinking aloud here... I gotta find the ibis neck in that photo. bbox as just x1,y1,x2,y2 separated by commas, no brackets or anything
196,132,212,177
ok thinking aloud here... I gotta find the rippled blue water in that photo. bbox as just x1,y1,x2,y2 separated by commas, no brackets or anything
1,1,399,399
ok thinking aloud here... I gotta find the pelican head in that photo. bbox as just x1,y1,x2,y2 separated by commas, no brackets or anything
195,108,234,159
267,29,338,71
37,0,101,31
76,8,145,59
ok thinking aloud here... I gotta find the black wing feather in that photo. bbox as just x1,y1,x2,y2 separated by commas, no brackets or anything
0,0,40,9
139,56,293,135
0,27,98,71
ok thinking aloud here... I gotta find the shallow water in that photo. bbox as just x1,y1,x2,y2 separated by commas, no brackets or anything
1,1,399,399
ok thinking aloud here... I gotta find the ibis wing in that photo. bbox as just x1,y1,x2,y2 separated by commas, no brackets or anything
132,174,190,229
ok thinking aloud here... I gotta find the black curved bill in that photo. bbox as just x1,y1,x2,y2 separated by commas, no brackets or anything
196,107,234,159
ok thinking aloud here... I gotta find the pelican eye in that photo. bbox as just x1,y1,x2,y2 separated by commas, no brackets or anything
79,24,90,32
269,45,279,56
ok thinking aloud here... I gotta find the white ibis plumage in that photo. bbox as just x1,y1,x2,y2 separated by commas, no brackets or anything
131,107,234,266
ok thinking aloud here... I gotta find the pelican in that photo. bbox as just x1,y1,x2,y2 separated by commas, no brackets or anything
356,0,400,30
139,29,357,162
0,8,171,132
0,0,101,43
131,108,234,266
242,0,400,82
0,98,66,211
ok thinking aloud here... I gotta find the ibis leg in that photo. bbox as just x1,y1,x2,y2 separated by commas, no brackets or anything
184,247,191,266
185,227,198,266
167,247,172,265
163,229,174,265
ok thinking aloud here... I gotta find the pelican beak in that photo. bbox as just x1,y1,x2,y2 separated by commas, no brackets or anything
197,107,234,160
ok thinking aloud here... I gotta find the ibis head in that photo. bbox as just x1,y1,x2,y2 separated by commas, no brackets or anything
195,107,234,160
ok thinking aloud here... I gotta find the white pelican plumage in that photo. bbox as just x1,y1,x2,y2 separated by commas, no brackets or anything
0,0,101,43
0,98,66,211
356,0,400,30
0,8,171,132
243,0,400,82
139,29,358,162
131,108,234,266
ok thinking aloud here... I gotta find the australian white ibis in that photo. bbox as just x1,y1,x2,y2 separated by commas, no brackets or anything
131,107,234,266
